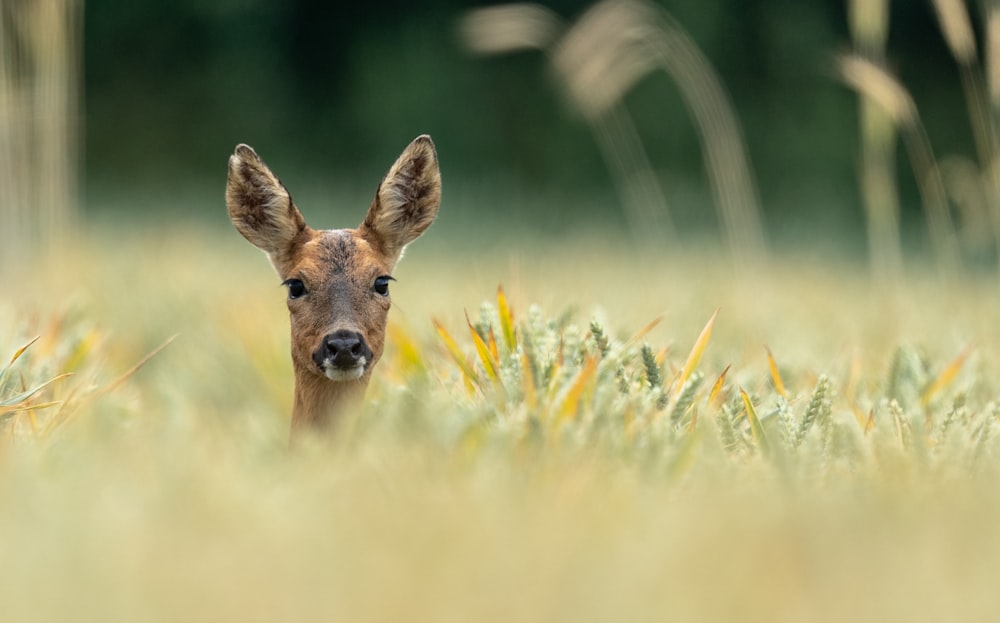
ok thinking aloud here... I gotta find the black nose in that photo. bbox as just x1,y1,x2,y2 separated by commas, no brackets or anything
315,330,370,369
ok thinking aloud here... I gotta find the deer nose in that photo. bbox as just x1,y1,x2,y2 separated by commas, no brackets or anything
317,330,370,369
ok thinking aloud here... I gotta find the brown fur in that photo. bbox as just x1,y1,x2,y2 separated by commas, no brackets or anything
226,135,441,434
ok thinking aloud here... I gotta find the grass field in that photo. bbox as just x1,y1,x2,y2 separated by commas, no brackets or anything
3,221,1000,622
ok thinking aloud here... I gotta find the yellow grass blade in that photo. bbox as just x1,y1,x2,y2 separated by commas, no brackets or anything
554,355,599,423
62,328,102,373
765,346,787,398
920,344,972,407
0,336,40,386
10,336,40,363
487,326,500,365
656,345,670,366
434,319,480,387
466,312,505,396
388,322,426,375
739,387,769,454
625,315,664,347
496,285,517,352
545,357,564,402
675,309,719,401
850,403,869,431
864,408,876,435
707,364,731,408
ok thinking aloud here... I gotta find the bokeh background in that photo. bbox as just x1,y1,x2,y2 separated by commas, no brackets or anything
2,0,987,258
6,6,1000,621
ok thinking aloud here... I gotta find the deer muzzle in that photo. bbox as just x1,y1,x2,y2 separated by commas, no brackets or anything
312,329,372,381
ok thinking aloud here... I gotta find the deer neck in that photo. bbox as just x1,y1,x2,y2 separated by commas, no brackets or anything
290,366,369,433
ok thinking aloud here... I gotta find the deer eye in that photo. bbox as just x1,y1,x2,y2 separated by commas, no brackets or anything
283,278,307,300
373,275,393,296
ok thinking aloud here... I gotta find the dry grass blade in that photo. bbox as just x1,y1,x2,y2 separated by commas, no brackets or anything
434,319,480,389
99,335,177,396
0,0,82,262
848,0,889,50
839,53,961,276
989,8,1000,103
61,327,102,373
388,323,426,374
708,364,731,408
462,0,766,261
2,401,60,415
850,403,869,430
466,311,505,397
496,286,517,353
932,0,977,64
40,382,85,438
864,408,877,435
0,370,71,420
458,3,562,55
554,354,599,424
674,309,718,402
487,326,500,365
552,0,658,117
765,346,787,398
920,344,973,407
625,315,663,347
838,54,916,126
0,336,41,387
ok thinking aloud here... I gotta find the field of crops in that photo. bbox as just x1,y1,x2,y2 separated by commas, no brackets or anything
3,222,1000,621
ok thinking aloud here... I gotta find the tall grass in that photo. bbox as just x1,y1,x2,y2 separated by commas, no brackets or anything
843,0,1000,280
0,0,82,259
2,226,1000,620
460,0,766,267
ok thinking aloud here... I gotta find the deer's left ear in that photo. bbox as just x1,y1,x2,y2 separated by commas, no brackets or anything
359,135,441,262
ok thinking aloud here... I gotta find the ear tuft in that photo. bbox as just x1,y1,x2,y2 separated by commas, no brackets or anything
226,143,307,261
360,135,441,261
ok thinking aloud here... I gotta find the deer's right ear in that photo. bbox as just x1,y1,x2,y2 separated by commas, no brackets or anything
226,144,307,261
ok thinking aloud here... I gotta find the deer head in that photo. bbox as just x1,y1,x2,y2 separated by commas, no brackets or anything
226,135,441,434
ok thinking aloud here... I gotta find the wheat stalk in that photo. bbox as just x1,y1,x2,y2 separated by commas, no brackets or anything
0,0,82,263
461,0,766,266
839,55,961,277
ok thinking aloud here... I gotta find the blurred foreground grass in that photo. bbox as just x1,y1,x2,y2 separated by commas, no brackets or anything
3,223,1000,621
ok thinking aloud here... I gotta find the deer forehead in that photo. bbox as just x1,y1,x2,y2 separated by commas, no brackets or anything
286,229,391,283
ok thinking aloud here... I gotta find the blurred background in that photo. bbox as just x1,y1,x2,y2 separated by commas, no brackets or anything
0,0,993,268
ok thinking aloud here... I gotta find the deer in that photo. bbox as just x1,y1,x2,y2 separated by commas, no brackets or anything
225,135,441,435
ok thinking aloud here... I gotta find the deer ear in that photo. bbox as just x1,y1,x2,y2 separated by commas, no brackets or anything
226,144,307,262
359,135,441,261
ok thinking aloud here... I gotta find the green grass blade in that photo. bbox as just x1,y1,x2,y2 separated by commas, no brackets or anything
740,387,769,455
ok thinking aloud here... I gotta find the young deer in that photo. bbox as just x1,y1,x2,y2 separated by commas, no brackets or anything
226,135,441,434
